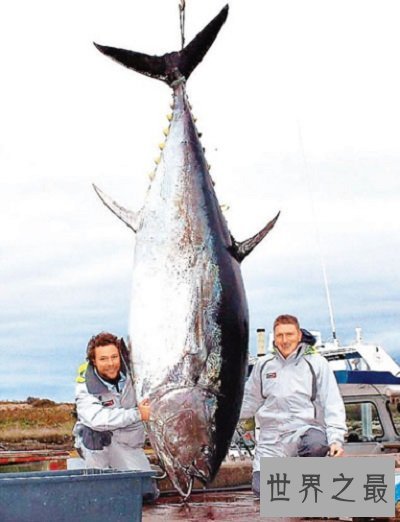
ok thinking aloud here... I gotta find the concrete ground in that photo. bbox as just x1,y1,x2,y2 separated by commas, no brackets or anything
142,489,343,522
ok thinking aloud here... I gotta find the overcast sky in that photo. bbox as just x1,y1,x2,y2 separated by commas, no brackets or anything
1,0,399,401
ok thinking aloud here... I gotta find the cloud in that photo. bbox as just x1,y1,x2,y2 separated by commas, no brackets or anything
0,0,399,400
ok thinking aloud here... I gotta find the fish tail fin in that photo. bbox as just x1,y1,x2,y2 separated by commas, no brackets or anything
93,4,229,86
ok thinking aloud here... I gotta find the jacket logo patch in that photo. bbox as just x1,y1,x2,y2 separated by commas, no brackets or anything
266,372,277,379
102,399,114,407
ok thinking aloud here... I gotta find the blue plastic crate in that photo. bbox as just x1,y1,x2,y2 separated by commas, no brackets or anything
0,468,153,522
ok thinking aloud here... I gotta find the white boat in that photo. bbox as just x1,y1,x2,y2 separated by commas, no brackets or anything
320,328,400,456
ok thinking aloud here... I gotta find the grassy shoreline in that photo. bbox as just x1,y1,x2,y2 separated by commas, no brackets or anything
0,399,74,451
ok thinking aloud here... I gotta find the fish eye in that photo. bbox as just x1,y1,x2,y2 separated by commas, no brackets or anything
200,445,211,456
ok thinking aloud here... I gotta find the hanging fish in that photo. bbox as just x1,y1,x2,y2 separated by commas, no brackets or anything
93,4,279,497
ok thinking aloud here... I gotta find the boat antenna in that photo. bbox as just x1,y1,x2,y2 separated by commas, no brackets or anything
179,0,186,49
297,123,339,346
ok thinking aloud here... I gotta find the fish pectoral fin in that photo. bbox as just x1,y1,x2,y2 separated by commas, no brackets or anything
231,211,280,262
92,183,140,232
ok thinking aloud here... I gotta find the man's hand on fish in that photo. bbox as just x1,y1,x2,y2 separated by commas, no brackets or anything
139,399,150,422
329,442,344,457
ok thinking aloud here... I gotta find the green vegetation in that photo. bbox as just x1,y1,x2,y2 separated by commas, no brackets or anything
0,400,75,449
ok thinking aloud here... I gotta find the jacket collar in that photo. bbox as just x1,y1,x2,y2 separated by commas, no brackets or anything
85,363,109,395
85,364,127,395
300,328,316,346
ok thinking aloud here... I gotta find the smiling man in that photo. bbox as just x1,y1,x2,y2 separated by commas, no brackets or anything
240,315,347,498
73,332,158,500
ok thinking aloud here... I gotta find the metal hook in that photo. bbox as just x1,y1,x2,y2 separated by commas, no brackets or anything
182,476,194,501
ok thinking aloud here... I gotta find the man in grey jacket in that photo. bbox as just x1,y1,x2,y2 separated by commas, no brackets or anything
73,332,158,499
240,315,347,497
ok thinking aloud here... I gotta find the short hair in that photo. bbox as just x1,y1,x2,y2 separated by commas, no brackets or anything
273,314,300,331
86,332,120,365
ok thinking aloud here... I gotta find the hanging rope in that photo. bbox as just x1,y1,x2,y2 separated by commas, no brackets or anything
179,0,186,49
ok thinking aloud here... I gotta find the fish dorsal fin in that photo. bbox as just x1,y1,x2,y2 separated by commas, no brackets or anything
93,5,229,87
93,183,140,232
231,212,280,262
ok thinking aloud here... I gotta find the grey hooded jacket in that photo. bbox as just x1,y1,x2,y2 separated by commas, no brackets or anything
74,358,145,451
240,330,347,466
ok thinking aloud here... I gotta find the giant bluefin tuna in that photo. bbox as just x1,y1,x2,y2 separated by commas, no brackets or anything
93,4,279,497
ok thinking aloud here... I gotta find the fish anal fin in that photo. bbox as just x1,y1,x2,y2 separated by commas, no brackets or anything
231,211,280,262
92,183,140,232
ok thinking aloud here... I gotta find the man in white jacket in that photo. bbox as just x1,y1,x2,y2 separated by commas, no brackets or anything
73,332,158,499
240,315,347,497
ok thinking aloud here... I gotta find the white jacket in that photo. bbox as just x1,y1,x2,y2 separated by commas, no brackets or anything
240,335,346,454
74,362,145,450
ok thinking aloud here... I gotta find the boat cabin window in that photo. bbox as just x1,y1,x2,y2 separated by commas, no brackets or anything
345,402,383,442
386,400,400,436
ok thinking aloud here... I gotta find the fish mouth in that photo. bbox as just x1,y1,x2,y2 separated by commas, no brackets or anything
147,386,217,497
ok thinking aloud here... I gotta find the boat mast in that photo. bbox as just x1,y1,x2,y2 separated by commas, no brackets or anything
320,250,338,346
298,124,338,346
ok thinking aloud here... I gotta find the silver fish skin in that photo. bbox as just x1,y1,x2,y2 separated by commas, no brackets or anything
93,4,279,497
131,80,248,496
